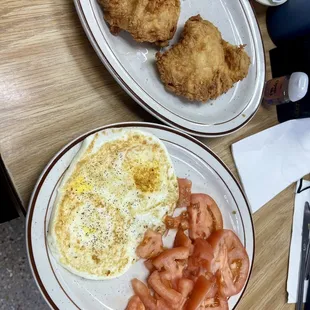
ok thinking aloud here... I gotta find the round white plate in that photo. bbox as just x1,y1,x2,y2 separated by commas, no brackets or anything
74,0,265,137
26,122,254,310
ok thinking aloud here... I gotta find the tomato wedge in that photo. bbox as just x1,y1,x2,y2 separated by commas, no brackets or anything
192,239,214,262
136,230,163,259
177,178,192,208
165,212,189,230
131,279,171,310
159,270,173,288
199,295,229,310
156,298,171,310
185,239,214,280
144,259,155,272
178,278,194,298
208,229,249,297
174,229,192,251
126,296,145,310
148,271,184,306
188,194,223,240
152,247,190,271
157,261,187,290
186,275,216,310
131,279,158,310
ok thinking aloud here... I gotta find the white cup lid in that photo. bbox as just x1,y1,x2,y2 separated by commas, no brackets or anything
288,72,309,102
254,0,287,6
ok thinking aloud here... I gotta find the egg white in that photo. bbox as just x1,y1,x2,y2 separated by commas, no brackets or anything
47,128,178,280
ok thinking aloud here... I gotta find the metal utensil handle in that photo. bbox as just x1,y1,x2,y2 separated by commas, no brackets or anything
297,241,307,309
297,202,310,310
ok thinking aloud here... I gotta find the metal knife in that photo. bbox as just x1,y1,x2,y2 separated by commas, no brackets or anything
297,201,310,310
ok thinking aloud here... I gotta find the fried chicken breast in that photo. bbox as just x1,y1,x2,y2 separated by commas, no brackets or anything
99,0,180,46
156,15,251,102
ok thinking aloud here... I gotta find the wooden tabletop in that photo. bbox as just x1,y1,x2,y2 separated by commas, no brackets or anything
0,1,296,309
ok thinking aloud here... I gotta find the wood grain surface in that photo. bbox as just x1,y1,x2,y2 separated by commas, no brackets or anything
0,1,296,309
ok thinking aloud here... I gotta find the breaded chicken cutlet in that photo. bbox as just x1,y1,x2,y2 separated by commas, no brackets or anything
156,15,251,102
99,0,180,46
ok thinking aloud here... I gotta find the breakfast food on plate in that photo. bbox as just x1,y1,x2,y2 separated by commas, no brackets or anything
126,178,250,310
47,128,179,279
47,127,250,307
99,0,181,46
156,15,251,102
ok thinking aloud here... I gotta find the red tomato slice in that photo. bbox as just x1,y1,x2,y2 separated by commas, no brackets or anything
208,229,249,297
177,178,192,208
152,247,190,271
171,260,187,289
144,259,155,272
185,261,213,282
148,271,184,306
159,261,187,290
192,238,214,262
126,296,145,310
178,278,194,298
174,229,193,251
136,230,163,259
188,194,223,240
184,239,214,281
199,295,229,310
159,270,173,288
131,279,158,310
186,275,216,310
131,280,171,310
165,212,189,230
156,298,171,310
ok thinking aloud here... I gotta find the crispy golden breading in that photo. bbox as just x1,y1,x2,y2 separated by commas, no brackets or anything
156,15,251,102
99,0,180,46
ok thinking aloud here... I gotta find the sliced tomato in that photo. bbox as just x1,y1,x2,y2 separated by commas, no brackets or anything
136,230,163,259
184,239,214,281
159,270,173,288
159,261,187,290
156,298,171,310
144,259,155,272
199,295,229,310
177,178,192,208
159,270,172,280
152,247,190,271
192,239,214,262
178,278,194,298
153,294,172,310
171,260,187,289
185,261,213,282
148,271,184,306
208,229,249,297
174,229,192,251
188,194,223,240
131,279,158,310
126,295,145,310
131,280,171,310
165,212,189,230
186,275,216,310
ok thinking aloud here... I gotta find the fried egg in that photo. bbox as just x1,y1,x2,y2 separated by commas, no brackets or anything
47,128,179,280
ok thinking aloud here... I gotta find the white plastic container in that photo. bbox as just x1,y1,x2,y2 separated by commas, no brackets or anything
255,0,288,6
263,72,309,106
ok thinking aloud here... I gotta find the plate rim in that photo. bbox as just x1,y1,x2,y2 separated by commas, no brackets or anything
26,121,255,310
73,0,266,138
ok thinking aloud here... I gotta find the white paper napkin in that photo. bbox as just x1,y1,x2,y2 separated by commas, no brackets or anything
231,119,310,213
287,179,310,303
